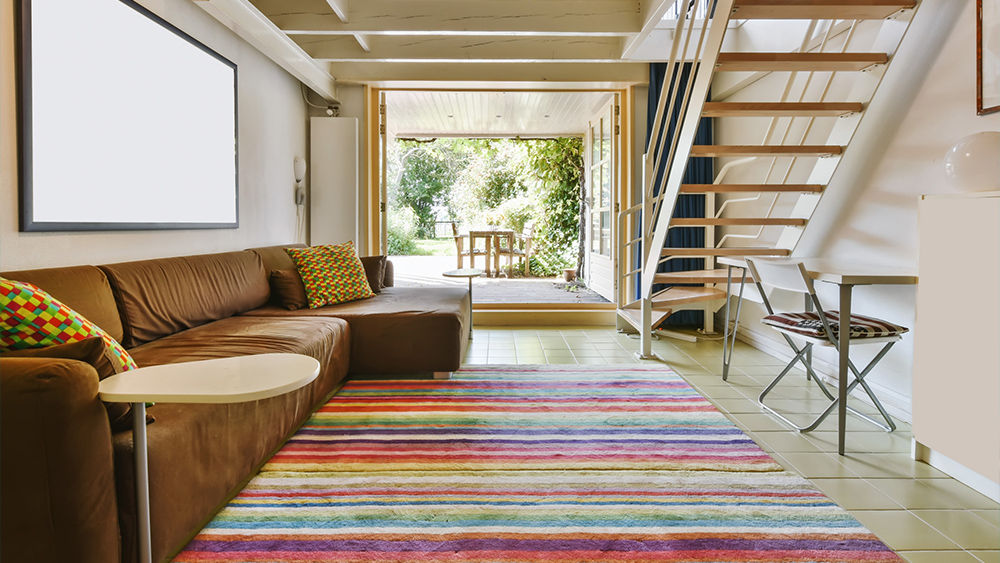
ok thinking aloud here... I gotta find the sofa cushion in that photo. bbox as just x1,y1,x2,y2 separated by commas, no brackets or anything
286,243,375,308
269,269,309,310
360,255,387,293
249,243,305,272
99,250,270,347
118,315,350,563
243,286,469,374
0,265,124,343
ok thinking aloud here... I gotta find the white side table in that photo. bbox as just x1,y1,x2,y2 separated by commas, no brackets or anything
99,353,320,563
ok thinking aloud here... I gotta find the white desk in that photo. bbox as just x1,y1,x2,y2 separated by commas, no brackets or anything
720,256,917,455
99,353,320,563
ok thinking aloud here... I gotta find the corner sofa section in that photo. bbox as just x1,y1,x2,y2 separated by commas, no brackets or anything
0,245,470,563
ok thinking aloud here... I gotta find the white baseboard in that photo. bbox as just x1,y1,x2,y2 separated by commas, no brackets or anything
734,326,913,424
912,440,1000,503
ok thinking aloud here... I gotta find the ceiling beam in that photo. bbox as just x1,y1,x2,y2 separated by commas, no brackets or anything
323,0,348,22
195,0,339,102
326,61,648,84
254,0,640,36
620,0,674,59
296,35,627,62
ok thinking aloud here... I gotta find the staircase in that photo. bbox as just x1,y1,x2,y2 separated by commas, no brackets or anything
616,0,917,354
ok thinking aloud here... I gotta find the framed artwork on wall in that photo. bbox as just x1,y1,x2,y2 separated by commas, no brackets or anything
979,0,999,115
18,0,239,231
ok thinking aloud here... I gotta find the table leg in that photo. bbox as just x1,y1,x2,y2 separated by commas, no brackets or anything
468,276,474,339
133,401,152,563
493,235,501,276
838,284,853,456
485,237,492,277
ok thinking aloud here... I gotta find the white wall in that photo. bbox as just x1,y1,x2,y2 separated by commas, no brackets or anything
717,0,999,421
0,0,308,271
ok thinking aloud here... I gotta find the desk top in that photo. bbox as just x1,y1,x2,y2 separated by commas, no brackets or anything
719,256,918,286
98,353,320,404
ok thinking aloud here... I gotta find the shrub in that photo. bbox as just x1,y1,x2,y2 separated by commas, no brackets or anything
387,206,419,255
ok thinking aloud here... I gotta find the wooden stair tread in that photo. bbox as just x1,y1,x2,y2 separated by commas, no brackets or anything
716,52,888,72
732,0,915,20
661,247,791,257
680,183,825,193
653,269,751,284
691,145,842,157
618,306,673,331
671,217,807,226
702,102,863,117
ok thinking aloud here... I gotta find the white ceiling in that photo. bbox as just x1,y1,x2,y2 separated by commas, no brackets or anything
385,91,615,138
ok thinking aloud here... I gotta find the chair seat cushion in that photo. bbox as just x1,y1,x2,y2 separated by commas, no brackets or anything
762,311,908,339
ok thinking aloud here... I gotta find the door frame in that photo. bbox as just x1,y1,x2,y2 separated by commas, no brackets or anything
364,86,636,308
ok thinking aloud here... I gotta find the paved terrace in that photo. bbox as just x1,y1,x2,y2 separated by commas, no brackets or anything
388,255,610,305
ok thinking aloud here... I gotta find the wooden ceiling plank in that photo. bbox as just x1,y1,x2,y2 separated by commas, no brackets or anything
256,0,640,35
297,35,626,61
731,0,916,20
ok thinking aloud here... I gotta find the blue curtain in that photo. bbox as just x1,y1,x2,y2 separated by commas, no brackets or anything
644,62,713,326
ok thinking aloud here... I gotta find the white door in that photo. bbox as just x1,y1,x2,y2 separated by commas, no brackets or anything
585,96,617,303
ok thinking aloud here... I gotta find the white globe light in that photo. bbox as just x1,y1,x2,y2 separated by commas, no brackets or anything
943,131,1000,190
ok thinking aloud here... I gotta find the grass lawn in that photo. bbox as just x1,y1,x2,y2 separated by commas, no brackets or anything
412,238,454,256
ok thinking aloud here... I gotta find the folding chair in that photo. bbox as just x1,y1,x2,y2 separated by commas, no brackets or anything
745,258,908,434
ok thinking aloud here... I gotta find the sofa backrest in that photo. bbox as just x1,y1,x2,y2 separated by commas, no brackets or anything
248,243,306,272
1,265,126,344
99,251,269,347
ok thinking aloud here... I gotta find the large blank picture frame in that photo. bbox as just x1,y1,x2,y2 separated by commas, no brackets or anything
18,0,239,231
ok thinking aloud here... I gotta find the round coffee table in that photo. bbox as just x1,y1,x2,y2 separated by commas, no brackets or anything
99,353,320,563
443,267,482,339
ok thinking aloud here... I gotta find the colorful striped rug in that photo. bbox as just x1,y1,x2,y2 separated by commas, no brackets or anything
174,365,902,562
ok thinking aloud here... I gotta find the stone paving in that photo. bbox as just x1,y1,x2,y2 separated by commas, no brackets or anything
388,255,610,305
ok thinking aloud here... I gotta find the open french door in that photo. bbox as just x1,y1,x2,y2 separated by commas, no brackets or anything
584,95,618,303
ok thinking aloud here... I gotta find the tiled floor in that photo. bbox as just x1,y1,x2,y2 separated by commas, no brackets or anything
462,326,1000,562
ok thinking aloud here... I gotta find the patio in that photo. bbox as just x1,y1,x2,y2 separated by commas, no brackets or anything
388,255,610,305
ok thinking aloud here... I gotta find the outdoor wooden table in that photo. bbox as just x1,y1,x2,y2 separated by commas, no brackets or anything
467,227,514,277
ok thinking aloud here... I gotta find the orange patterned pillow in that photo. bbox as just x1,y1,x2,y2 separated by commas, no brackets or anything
285,242,375,308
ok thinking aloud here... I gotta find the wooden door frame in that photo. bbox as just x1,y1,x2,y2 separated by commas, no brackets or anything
364,86,636,299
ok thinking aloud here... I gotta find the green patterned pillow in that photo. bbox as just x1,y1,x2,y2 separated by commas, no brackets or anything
285,242,375,308
0,277,137,373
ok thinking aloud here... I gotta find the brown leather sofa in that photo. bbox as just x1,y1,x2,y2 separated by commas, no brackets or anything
0,246,470,563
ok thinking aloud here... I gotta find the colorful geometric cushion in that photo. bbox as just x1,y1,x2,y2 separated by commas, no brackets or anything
285,242,375,308
762,311,909,339
0,278,137,373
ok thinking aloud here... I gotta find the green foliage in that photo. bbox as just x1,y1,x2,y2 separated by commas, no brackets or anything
528,253,572,277
389,141,464,238
387,137,584,274
485,196,535,233
526,138,584,267
386,205,419,255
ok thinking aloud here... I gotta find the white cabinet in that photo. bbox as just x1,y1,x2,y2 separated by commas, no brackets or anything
913,191,999,500
309,117,359,246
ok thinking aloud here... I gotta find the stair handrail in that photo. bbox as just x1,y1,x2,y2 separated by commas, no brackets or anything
640,0,736,296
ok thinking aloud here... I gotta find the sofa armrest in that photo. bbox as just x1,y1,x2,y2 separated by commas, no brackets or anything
0,358,120,563
383,260,394,288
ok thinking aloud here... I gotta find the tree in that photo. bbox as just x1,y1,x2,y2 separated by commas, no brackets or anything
526,138,585,276
389,141,464,238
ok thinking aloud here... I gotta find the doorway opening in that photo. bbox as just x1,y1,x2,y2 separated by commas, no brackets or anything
371,89,629,308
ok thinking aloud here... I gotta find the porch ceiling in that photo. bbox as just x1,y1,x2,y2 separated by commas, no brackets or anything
385,90,615,139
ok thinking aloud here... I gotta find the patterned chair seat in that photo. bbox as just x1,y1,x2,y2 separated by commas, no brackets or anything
762,311,909,339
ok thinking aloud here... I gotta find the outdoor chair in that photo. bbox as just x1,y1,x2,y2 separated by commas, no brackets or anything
451,222,486,269
497,222,535,276
745,257,908,435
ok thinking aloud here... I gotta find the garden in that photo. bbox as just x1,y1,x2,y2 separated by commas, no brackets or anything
386,137,586,278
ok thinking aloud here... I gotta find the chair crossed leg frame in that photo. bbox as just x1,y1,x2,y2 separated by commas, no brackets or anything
757,330,897,434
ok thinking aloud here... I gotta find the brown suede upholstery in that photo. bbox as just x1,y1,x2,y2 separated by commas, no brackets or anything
0,358,120,563
99,251,270,347
244,287,469,374
1,245,467,563
2,265,125,343
119,315,349,563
